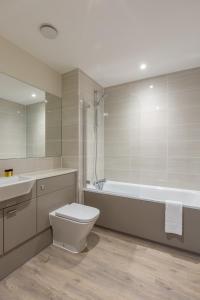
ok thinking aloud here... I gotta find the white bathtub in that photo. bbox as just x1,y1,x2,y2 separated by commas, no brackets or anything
85,180,200,209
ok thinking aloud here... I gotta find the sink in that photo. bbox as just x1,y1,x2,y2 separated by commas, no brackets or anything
0,176,35,202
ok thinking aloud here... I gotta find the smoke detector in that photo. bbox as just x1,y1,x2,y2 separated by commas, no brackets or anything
40,24,58,39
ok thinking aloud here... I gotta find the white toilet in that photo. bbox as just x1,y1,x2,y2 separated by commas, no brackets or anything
49,203,100,253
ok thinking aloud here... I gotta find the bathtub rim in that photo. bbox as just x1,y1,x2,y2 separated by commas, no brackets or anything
83,181,200,210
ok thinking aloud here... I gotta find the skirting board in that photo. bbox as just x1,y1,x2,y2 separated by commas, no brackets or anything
0,228,52,280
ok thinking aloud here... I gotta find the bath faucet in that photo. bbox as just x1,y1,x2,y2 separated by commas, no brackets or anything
94,178,106,191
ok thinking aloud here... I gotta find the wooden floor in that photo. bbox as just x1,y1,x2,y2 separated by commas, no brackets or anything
0,227,200,300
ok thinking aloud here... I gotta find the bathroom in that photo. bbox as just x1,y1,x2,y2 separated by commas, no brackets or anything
0,1,200,299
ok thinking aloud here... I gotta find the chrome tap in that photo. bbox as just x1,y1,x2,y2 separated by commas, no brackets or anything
94,178,106,190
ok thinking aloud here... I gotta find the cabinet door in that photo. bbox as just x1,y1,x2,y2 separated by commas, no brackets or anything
37,187,75,233
37,173,76,197
4,199,36,253
0,210,3,256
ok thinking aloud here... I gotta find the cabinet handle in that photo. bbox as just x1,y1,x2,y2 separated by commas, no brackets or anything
7,209,17,216
40,185,46,191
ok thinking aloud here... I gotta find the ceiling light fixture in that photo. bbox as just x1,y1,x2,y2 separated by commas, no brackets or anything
31,93,36,98
40,24,58,39
149,85,154,89
140,63,147,70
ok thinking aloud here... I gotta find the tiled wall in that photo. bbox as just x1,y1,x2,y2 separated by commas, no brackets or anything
62,69,104,198
0,157,61,176
0,98,26,158
79,70,104,184
62,69,79,169
45,92,62,157
104,67,200,190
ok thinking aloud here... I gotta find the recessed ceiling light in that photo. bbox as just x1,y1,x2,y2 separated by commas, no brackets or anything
149,85,154,89
40,24,58,39
140,63,147,70
32,93,36,98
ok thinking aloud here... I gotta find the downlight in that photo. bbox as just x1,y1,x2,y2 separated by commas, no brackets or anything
140,63,147,70
40,24,58,39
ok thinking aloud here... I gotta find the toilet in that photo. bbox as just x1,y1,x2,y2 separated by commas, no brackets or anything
49,203,100,253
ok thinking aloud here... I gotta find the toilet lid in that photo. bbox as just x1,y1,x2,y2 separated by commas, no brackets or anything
55,203,100,223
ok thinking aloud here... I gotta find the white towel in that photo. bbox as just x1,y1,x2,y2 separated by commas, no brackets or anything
165,201,183,235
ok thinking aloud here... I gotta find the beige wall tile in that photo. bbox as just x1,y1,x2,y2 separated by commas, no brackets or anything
104,169,133,183
168,68,200,92
62,156,79,169
168,158,200,175
167,173,200,190
139,170,168,187
104,156,131,171
62,140,79,156
138,139,167,158
168,124,200,141
168,106,200,125
104,67,200,190
79,70,104,184
62,69,104,193
62,69,79,169
132,156,167,172
0,157,61,176
168,140,200,158
168,89,200,109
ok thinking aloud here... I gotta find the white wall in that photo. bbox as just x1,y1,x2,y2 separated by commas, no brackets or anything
0,35,61,97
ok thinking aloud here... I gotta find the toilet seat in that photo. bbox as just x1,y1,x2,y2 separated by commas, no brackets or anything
55,203,99,223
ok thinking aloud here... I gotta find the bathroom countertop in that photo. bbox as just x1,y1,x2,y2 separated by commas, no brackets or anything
21,168,77,180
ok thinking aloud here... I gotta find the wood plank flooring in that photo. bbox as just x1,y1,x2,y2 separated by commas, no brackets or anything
0,226,200,300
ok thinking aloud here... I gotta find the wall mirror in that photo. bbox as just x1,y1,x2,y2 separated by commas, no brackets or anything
0,73,62,159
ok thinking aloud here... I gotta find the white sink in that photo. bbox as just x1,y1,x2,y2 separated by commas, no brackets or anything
0,176,35,202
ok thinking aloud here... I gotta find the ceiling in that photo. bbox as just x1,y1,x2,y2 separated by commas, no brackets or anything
0,73,45,105
0,0,200,87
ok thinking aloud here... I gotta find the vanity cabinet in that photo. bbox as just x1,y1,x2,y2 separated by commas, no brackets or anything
0,210,3,256
0,169,77,280
4,198,36,253
37,173,76,233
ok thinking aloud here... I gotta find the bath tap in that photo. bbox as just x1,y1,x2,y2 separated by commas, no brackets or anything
94,178,106,191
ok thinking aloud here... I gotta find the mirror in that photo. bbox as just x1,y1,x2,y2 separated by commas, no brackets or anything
0,73,62,159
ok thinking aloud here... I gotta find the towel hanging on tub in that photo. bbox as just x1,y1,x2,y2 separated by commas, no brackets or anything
165,201,183,236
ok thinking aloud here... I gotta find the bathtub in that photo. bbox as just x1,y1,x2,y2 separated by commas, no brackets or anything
84,181,200,254
86,180,200,209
